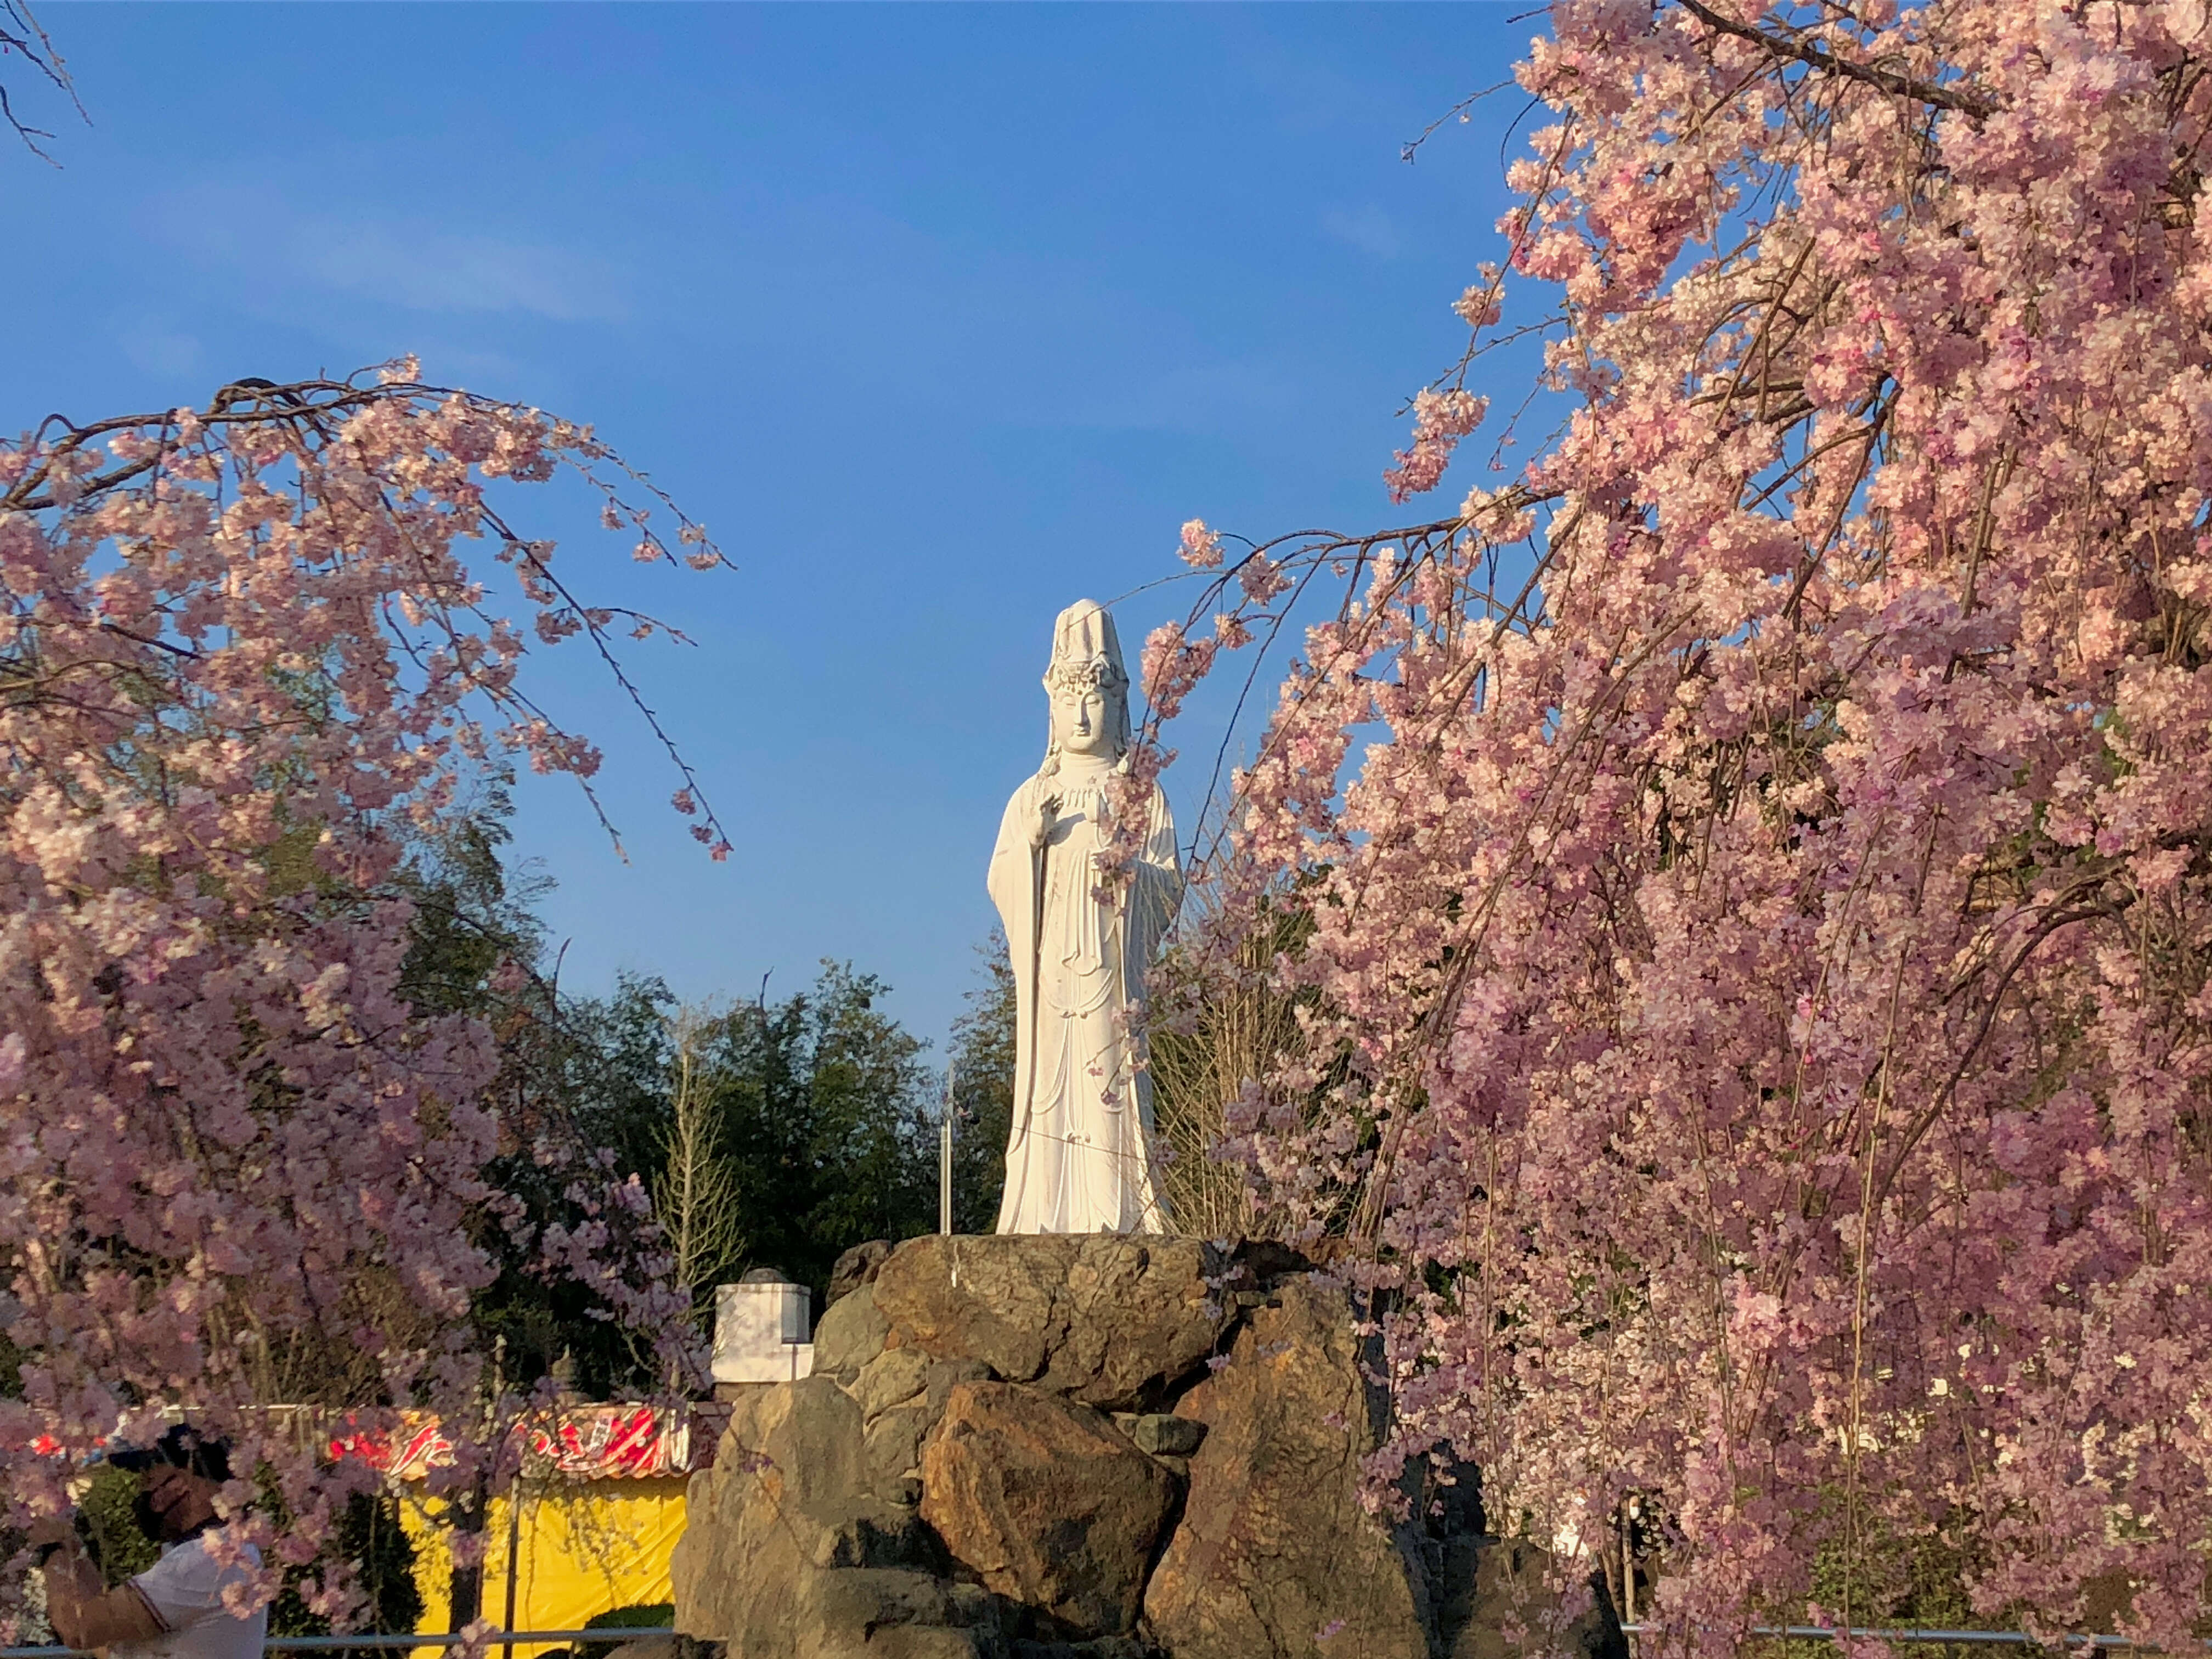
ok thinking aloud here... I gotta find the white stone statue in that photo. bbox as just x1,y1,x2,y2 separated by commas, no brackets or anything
989,599,1181,1235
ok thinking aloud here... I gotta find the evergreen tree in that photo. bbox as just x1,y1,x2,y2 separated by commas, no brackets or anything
702,963,936,1294
944,934,1014,1236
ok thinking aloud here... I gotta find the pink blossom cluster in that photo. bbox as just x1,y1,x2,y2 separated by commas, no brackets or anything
1178,519,1225,570
1151,2,2212,1647
0,370,715,1626
1385,390,1491,504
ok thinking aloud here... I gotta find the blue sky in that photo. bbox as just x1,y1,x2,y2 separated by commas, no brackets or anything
9,2,1540,1052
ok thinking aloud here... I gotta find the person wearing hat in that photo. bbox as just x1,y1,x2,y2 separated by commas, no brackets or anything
29,1426,267,1659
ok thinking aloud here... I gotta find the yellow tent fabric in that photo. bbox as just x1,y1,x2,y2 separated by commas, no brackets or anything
403,1478,689,1659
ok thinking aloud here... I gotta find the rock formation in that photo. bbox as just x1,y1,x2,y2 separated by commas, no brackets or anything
870,1235,1222,1409
1141,1277,1432,1659
922,1381,1176,1635
672,1234,1625,1659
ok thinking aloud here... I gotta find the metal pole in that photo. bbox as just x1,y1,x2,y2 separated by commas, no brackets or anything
939,1060,957,1234
499,1477,522,1659
1615,1628,2211,1650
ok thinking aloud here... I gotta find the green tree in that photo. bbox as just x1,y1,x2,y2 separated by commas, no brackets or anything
532,961,944,1306
374,794,950,1358
268,1493,422,1652
76,1466,160,1587
704,962,936,1294
386,792,679,1403
944,934,1014,1235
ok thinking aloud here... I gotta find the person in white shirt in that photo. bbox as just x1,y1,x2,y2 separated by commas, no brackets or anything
31,1426,266,1659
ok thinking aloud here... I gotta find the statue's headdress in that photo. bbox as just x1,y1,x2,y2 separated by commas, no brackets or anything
1041,598,1131,771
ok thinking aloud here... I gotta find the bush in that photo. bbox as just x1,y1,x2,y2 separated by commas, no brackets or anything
580,1601,674,1659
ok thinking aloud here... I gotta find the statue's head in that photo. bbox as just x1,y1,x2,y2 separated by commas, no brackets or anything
1041,599,1130,770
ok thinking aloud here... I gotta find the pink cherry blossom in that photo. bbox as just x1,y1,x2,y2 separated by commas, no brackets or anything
1384,388,1489,503
1143,3,2212,1648
0,370,715,1629
1179,518,1225,569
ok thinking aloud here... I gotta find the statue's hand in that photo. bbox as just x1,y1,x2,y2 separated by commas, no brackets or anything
1031,793,1062,848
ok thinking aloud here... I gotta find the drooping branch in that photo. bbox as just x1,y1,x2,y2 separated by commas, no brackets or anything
1138,0,2212,1643
1677,0,2000,121
0,0,83,162
0,360,720,1620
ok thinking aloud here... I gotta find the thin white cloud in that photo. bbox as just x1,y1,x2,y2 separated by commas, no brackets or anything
146,183,628,321
1074,354,1306,433
116,321,206,379
287,219,628,320
1321,204,1402,261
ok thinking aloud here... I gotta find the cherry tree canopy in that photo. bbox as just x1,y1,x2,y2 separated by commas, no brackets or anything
0,366,716,1623
1147,0,2212,1645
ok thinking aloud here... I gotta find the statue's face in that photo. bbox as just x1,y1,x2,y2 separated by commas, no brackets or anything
1051,676,1122,759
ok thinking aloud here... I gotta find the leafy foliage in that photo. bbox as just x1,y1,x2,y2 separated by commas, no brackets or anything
268,1493,422,1648
580,1599,674,1659
945,934,1015,1237
1148,890,1319,1241
680,963,937,1295
76,1467,159,1588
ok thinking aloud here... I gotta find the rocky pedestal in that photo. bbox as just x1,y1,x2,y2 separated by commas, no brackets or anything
923,1381,1176,1635
671,1234,1624,1659
1140,1277,1432,1659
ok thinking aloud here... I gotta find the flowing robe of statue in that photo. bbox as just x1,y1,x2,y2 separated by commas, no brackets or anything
989,602,1180,1235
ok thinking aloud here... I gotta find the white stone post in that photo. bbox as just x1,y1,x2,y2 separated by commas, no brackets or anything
710,1272,814,1385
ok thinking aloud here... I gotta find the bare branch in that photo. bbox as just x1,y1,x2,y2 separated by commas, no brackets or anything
1,0,85,162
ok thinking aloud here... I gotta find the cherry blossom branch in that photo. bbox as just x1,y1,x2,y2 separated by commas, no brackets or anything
0,366,720,1601
1133,1,2212,1638
1872,890,2129,1210
1677,0,1999,121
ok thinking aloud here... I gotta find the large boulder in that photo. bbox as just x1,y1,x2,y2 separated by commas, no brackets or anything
673,1375,945,1657
866,1402,934,1497
793,1568,1001,1659
1141,1278,1434,1659
873,1234,1224,1410
921,1381,1178,1638
853,1347,930,1419
812,1279,892,1380
828,1238,894,1308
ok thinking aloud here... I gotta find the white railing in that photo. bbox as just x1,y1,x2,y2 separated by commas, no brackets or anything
1621,1626,2208,1651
